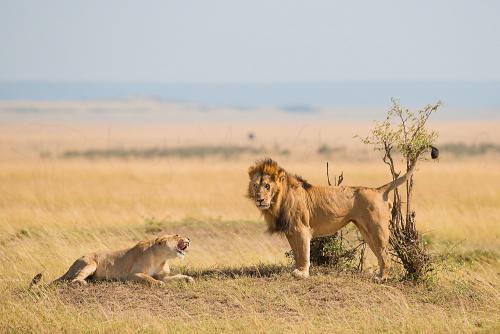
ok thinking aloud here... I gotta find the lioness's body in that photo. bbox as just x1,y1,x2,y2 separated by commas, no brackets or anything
248,159,413,282
33,234,194,287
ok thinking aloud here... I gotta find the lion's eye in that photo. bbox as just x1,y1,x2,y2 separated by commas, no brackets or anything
265,184,270,190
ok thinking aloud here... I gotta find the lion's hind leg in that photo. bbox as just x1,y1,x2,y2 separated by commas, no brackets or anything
353,215,390,283
54,256,97,285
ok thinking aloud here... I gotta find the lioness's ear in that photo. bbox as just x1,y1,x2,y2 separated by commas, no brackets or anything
154,237,167,246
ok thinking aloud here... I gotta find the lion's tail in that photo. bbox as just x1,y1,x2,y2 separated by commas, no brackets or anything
377,163,416,201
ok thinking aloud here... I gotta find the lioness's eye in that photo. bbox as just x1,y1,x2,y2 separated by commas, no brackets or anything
265,184,270,190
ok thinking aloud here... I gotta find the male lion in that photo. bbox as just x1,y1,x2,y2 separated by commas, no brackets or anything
248,158,416,282
31,234,194,287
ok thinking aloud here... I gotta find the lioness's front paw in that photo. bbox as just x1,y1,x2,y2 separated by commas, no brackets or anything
184,276,195,283
292,269,310,279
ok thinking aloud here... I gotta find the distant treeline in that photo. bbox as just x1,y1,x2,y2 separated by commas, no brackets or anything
316,143,500,158
438,143,500,157
61,146,267,159
52,142,500,160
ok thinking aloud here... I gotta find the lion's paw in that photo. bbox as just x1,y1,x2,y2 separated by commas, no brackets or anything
70,279,88,286
371,275,387,284
292,269,310,280
184,276,195,284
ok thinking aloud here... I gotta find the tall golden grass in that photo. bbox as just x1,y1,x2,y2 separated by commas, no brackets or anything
1,157,499,333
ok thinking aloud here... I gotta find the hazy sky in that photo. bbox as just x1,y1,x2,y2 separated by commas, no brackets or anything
1,0,499,82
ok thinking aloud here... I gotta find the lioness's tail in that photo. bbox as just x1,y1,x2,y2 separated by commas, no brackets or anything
29,272,69,289
377,163,417,201
29,272,43,289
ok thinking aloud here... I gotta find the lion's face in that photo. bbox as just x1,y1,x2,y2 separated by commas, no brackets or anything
248,159,286,211
155,234,191,259
249,173,280,210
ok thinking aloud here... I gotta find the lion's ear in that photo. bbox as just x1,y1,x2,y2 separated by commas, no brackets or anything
277,170,286,183
248,165,257,178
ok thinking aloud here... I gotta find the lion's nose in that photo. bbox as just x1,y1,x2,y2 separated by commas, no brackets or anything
257,198,265,204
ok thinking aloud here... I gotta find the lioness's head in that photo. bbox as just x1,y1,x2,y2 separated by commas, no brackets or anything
248,158,286,210
154,234,191,259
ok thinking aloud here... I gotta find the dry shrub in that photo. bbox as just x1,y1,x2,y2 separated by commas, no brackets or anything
286,231,366,271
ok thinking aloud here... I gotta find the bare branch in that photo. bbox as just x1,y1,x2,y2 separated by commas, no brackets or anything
337,171,344,186
326,162,343,186
326,162,332,186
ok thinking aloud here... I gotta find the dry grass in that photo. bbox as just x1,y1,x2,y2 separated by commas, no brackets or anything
1,106,499,333
1,158,499,333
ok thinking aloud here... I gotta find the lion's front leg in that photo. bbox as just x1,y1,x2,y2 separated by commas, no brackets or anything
286,229,311,279
285,233,298,264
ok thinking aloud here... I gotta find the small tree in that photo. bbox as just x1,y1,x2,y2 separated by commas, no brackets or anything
360,99,440,279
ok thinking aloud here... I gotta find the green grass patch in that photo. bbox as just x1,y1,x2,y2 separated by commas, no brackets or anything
61,145,266,159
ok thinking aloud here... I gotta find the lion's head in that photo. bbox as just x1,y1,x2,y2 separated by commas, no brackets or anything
248,158,313,234
154,234,191,259
247,158,286,210
247,158,313,234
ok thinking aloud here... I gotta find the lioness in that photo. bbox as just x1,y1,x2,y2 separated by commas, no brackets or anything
31,234,194,287
248,158,416,282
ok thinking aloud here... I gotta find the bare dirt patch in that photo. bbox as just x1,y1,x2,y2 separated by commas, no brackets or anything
37,270,466,321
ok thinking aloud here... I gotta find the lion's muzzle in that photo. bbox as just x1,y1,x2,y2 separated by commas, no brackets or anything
255,198,271,210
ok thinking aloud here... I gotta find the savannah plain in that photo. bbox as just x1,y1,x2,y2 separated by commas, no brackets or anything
0,100,499,333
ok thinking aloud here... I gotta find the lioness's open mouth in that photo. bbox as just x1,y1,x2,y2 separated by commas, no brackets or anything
176,241,189,255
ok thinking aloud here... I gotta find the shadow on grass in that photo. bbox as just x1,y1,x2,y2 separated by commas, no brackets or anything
182,263,292,279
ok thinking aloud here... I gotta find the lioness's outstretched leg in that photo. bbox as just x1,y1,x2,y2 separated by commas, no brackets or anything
287,229,311,279
155,272,194,283
128,273,164,286
153,263,194,283
54,256,97,285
